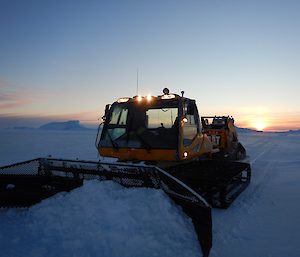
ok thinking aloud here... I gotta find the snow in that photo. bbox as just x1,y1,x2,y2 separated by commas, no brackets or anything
0,129,100,167
1,129,300,256
0,180,200,257
211,133,300,257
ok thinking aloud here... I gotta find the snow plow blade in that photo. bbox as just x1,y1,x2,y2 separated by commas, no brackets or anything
165,160,251,209
0,158,212,257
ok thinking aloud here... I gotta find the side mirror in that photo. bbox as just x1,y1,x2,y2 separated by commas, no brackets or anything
102,104,110,121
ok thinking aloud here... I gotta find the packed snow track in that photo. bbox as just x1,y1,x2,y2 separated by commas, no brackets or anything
0,130,300,256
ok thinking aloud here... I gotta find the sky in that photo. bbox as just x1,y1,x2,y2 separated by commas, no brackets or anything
1,0,300,132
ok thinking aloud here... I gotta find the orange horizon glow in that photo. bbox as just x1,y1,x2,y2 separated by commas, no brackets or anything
1,109,300,132
236,122,299,132
234,113,300,132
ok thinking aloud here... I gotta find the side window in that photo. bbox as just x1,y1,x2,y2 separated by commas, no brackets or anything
183,101,198,146
109,106,128,125
109,106,122,124
106,105,128,141
119,109,128,125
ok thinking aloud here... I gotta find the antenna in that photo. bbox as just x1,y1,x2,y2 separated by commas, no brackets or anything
136,68,139,95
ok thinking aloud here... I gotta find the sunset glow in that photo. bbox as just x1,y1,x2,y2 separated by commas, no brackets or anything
253,122,267,131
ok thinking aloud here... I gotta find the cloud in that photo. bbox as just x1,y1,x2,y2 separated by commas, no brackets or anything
0,77,51,109
0,93,37,109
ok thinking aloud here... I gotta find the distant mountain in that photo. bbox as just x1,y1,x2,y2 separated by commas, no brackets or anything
288,129,300,133
13,126,35,130
39,120,92,131
235,127,257,133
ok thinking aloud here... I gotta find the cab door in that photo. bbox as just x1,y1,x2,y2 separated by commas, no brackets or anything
179,99,213,160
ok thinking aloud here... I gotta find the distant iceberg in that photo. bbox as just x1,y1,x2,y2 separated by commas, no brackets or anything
13,126,35,130
39,120,91,130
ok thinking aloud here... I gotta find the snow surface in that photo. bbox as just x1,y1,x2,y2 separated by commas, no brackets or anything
1,130,300,256
0,180,200,257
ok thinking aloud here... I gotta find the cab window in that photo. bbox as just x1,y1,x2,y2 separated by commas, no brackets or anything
182,101,198,146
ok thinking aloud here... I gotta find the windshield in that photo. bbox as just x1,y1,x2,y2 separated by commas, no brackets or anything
100,99,179,150
147,108,177,128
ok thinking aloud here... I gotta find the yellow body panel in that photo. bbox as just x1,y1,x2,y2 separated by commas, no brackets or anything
203,130,229,149
99,147,178,161
179,134,213,160
98,134,213,162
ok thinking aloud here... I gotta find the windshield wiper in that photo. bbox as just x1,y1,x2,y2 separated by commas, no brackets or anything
126,114,152,152
133,131,152,153
106,130,119,150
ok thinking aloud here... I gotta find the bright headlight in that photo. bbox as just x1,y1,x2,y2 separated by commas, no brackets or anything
161,94,175,99
117,97,130,103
